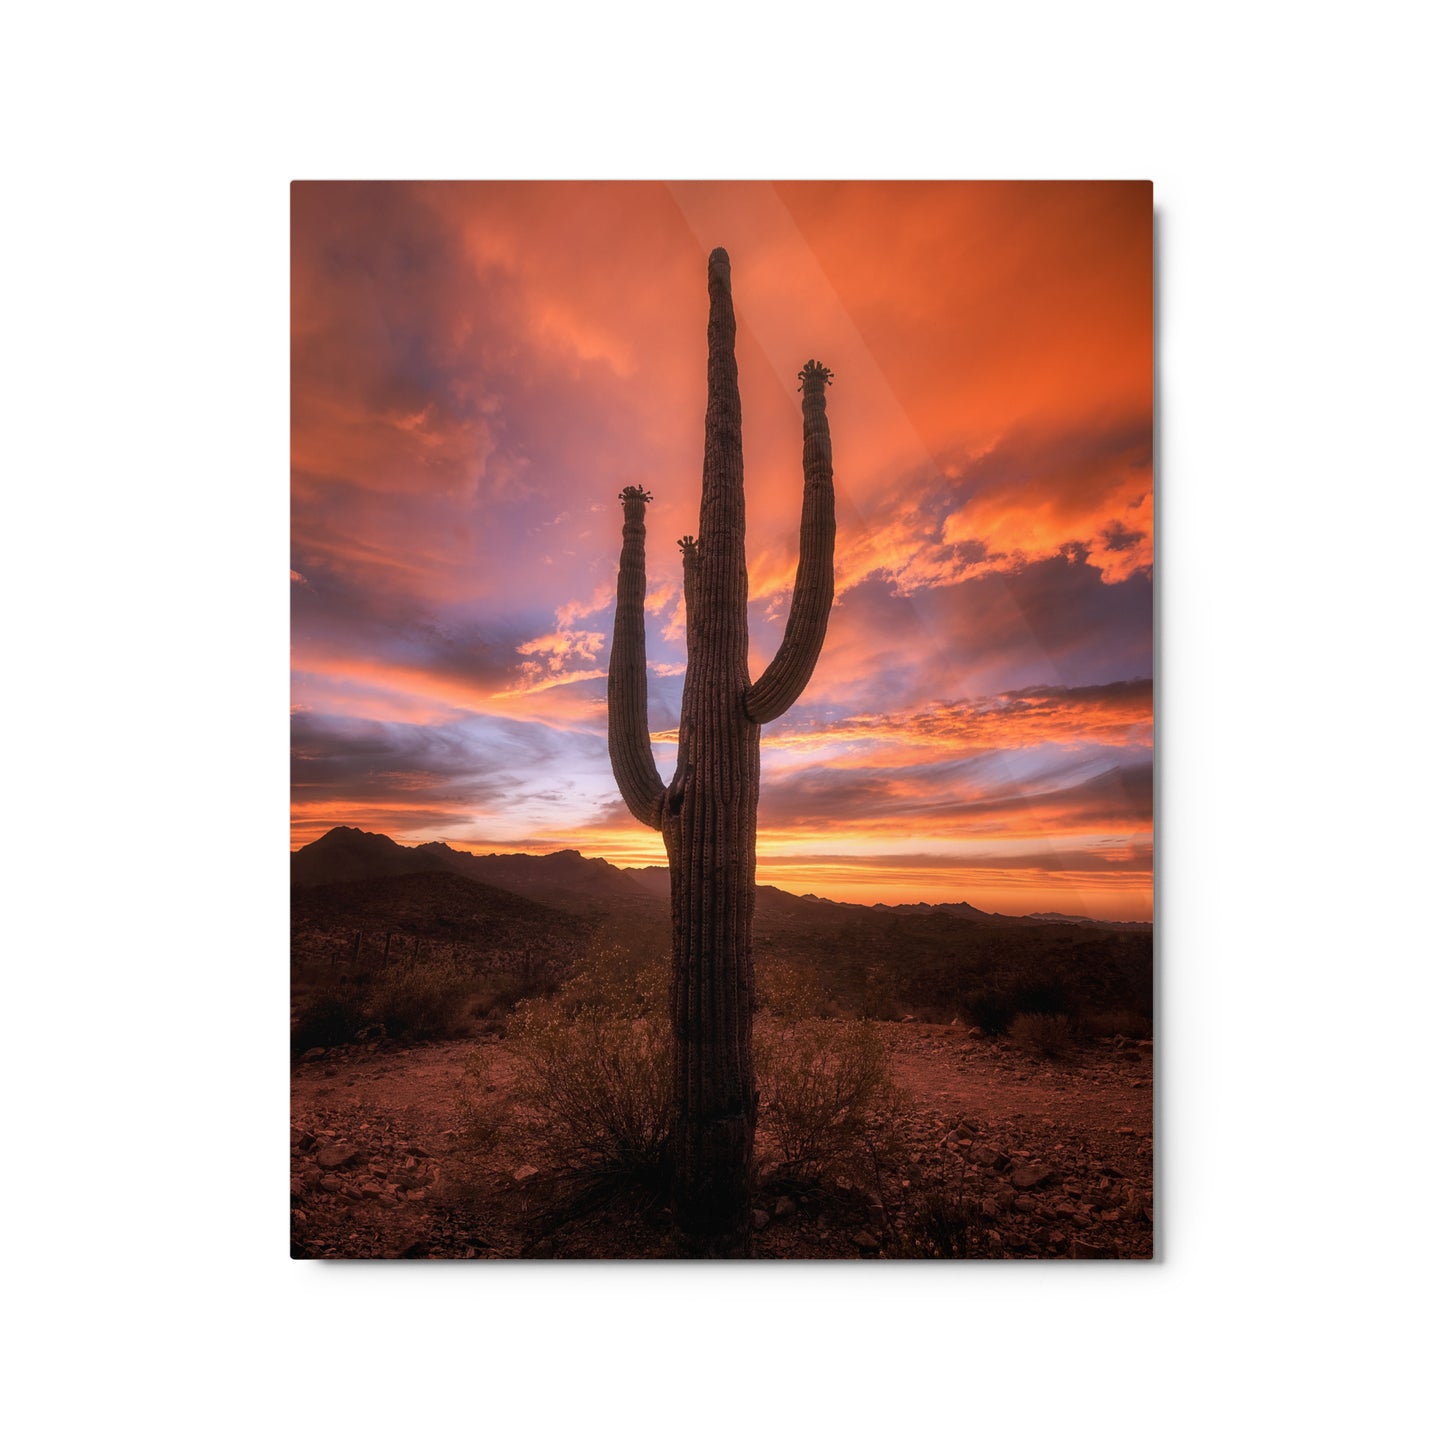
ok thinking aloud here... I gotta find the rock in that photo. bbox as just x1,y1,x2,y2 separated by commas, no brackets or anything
1015,1195,1036,1214
751,1209,771,1231
1011,1164,1053,1190
360,1181,383,1198
318,1175,343,1193
774,1197,797,1219
300,1047,327,1063
967,1027,984,1038
1137,1039,1153,1051
1068,1241,1114,1260
513,1164,539,1182
852,1231,880,1251
971,1144,1002,1168
316,1143,358,1170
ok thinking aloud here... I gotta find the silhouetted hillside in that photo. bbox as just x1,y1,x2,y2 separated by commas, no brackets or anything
294,827,656,916
291,869,590,974
291,828,1152,1031
291,826,436,887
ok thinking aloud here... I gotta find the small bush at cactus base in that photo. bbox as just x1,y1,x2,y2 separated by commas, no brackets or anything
500,951,673,1180
456,946,903,1199
1009,1011,1074,1058
754,1015,903,1185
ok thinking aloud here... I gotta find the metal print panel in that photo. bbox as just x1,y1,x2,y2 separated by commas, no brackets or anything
290,181,1154,1259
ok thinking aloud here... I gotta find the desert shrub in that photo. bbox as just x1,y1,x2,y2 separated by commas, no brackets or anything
455,1049,515,1154
963,986,1015,1036
506,953,672,1178
1009,1011,1074,1058
469,972,547,1025
291,983,368,1053
1011,975,1072,1017
369,957,473,1040
897,1176,976,1259
757,959,829,1020
755,1014,902,1182
1078,1007,1153,1040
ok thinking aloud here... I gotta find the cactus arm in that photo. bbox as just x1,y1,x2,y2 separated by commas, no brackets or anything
743,360,837,724
607,485,667,829
666,535,699,799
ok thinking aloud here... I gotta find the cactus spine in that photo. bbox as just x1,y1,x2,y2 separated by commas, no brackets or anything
607,247,836,1253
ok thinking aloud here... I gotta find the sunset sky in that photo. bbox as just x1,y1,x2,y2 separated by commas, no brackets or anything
291,181,1153,919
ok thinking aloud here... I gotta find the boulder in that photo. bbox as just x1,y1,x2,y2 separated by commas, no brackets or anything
1011,1163,1053,1190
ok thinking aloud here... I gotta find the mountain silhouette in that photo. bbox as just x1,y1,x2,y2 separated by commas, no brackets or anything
292,827,1149,931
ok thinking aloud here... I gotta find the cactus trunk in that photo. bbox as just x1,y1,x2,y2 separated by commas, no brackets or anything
607,247,835,1255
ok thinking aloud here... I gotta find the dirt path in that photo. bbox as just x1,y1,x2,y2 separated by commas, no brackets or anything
291,1023,1153,1260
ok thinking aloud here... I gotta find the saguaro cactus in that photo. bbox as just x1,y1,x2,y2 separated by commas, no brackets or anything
607,247,836,1253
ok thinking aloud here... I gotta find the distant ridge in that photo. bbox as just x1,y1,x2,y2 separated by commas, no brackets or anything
292,826,655,914
292,828,1150,931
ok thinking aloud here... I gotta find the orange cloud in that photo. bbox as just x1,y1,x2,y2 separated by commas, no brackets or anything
765,680,1153,765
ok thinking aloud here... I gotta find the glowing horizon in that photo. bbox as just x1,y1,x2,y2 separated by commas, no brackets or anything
292,181,1153,920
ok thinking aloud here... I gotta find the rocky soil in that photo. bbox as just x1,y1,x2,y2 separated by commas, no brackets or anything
290,1021,1153,1260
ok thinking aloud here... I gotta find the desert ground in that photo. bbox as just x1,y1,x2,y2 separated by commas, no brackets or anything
291,1021,1153,1261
